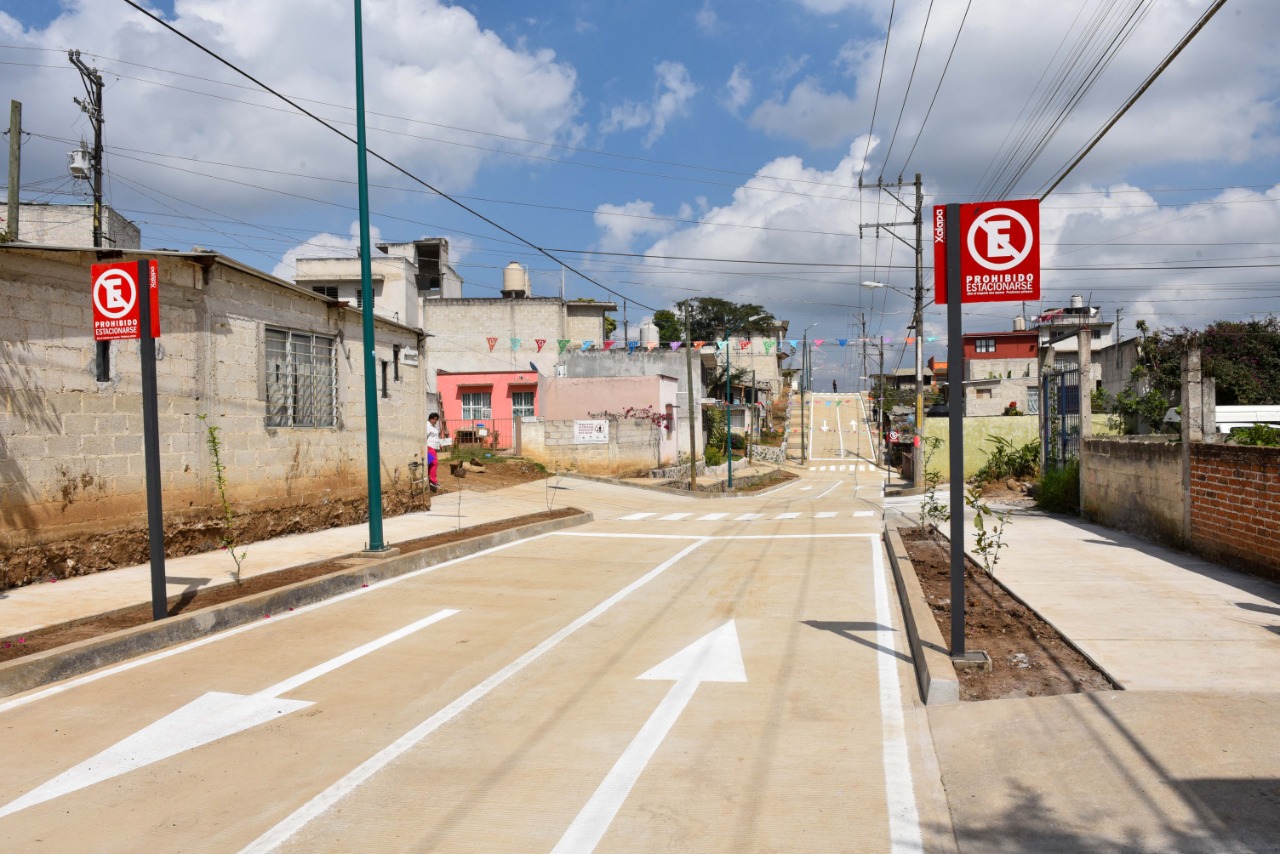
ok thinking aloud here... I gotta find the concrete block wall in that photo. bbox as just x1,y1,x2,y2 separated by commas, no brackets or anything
0,247,424,550
1189,443,1280,582
1080,437,1185,548
518,417,660,476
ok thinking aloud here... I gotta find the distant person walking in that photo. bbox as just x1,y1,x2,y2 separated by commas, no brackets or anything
832,380,838,394
426,413,442,492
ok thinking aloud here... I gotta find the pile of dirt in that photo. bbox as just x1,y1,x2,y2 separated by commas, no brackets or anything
898,525,1113,701
0,458,549,591
0,507,581,664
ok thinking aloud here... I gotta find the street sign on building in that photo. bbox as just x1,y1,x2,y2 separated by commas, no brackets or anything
933,199,1040,304
92,260,159,340
573,419,609,444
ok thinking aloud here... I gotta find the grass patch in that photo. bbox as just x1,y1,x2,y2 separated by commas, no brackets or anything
1036,460,1080,514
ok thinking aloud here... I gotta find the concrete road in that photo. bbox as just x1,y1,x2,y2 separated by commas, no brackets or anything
0,458,950,851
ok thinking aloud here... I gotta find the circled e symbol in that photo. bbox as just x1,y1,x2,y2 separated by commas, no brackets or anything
966,208,1033,272
93,268,138,319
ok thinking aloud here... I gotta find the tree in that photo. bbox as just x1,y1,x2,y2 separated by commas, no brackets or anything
653,309,684,342
1134,318,1280,406
675,297,775,341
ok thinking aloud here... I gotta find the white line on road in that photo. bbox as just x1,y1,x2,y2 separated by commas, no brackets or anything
816,482,841,500
551,622,747,853
241,540,711,853
815,512,838,519
696,513,729,521
799,486,814,491
558,532,879,541
870,541,923,852
854,510,876,517
0,610,458,819
776,512,802,520
620,512,654,521
734,513,763,521
0,536,545,716
658,513,692,521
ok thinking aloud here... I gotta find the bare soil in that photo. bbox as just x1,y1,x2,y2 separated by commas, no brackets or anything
0,458,549,591
0,506,581,664
899,525,1113,702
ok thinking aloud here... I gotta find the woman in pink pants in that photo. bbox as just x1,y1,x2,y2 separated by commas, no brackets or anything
426,413,441,491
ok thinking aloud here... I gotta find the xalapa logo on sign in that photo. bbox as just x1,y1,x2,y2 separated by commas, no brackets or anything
933,198,1040,304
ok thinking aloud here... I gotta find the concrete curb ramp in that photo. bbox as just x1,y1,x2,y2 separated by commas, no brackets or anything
0,510,592,700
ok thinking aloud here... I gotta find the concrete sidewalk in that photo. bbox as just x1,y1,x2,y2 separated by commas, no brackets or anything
931,508,1280,852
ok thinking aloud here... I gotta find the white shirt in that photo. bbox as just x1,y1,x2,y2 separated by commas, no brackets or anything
427,421,442,450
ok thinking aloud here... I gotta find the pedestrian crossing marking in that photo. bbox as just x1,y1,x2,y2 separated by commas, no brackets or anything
658,513,691,521
854,510,875,517
617,511,882,524
815,512,838,519
735,513,763,521
697,513,729,521
799,486,814,491
776,512,802,519
620,512,654,521
808,467,817,472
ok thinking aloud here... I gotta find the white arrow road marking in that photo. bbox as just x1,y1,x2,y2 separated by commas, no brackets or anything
551,621,747,854
0,609,458,819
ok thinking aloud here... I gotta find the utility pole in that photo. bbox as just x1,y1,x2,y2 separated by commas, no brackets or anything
70,50,109,381
6,101,19,241
684,305,698,490
622,300,628,345
800,331,809,464
859,173,925,489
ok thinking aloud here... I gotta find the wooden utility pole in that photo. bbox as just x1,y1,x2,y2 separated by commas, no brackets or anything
6,101,19,241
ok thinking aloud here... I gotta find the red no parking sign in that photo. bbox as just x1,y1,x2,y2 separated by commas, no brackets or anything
92,260,160,340
933,198,1040,304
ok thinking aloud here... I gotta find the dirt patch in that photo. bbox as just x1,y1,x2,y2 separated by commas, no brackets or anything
0,458,549,591
0,507,581,664
730,469,798,493
899,525,1113,701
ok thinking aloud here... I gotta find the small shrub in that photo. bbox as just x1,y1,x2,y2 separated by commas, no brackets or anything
1037,460,1080,514
973,436,1040,483
1229,423,1280,447
704,443,725,467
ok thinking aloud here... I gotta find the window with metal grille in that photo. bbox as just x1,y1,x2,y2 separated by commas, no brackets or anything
974,338,996,353
511,390,534,418
311,285,338,299
355,288,374,309
265,328,337,427
1026,388,1040,415
461,391,492,420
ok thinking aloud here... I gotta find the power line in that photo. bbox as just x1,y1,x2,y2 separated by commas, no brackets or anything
858,0,897,182
114,0,656,312
878,0,934,179
897,0,972,176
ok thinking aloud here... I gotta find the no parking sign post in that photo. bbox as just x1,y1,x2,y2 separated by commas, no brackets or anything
935,200,1040,659
92,259,167,621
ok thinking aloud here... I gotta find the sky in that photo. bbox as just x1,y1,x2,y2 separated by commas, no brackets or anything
3,0,1279,386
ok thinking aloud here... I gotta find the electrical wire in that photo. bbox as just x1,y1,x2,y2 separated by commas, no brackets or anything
897,0,972,176
859,0,897,183
879,0,934,180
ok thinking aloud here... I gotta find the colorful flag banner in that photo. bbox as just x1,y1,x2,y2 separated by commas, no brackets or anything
510,338,521,351
763,340,774,355
927,336,938,342
535,338,546,353
627,340,639,354
670,341,683,351
715,340,726,352
838,339,848,347
906,337,916,345
603,340,616,351
581,340,594,351
486,337,498,352
813,339,825,348
789,339,799,349
645,341,658,351
558,339,570,354
693,340,706,349
739,339,751,350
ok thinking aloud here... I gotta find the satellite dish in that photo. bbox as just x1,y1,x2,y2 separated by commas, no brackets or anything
529,361,541,375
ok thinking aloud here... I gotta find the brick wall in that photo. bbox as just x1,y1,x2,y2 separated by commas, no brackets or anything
1189,443,1280,582
518,417,660,475
1081,437,1185,548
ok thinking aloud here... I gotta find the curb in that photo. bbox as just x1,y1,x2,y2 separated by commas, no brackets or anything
933,523,1125,691
0,510,593,700
884,527,960,705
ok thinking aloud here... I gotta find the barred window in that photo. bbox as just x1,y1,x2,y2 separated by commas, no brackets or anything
462,391,492,420
311,285,338,299
512,390,535,418
265,328,337,427
974,338,996,353
1026,388,1040,415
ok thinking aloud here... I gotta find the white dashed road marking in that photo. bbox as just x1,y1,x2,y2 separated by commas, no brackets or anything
854,510,875,517
815,512,838,519
696,513,729,521
776,512,802,520
620,513,654,521
658,513,691,521
735,513,763,521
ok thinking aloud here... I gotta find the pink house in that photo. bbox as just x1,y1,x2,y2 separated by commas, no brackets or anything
435,369,539,450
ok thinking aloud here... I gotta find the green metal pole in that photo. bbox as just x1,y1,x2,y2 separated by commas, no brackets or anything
725,335,733,489
354,0,386,551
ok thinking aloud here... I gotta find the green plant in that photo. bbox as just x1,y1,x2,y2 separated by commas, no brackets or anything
965,485,1011,575
1229,423,1280,446
1002,401,1022,416
1037,460,1080,514
704,443,725,466
918,435,949,530
198,414,247,584
973,436,1040,483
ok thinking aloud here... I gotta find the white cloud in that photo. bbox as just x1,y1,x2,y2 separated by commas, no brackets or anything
593,200,680,253
722,64,753,114
6,0,580,228
748,79,859,148
696,1,720,35
600,61,699,147
273,221,383,280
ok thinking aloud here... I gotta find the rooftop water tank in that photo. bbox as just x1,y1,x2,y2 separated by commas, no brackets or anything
502,261,529,297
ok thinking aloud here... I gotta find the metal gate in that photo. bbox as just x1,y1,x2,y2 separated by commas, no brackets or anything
1041,367,1080,470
